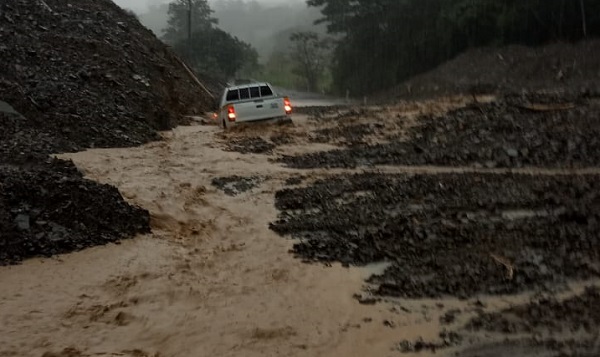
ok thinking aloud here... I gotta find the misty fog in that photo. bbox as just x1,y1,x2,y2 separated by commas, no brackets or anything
114,0,320,60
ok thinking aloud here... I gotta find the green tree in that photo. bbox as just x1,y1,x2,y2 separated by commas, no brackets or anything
173,28,259,81
289,32,331,92
164,0,260,81
308,0,600,96
162,0,217,44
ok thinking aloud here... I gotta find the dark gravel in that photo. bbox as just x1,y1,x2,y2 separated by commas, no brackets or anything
211,176,263,196
310,123,385,146
270,173,600,299
225,137,276,154
384,40,600,101
1,0,214,159
0,159,150,265
466,287,600,334
0,0,215,263
279,95,600,169
397,331,462,354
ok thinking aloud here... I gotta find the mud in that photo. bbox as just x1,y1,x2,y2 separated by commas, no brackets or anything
0,0,212,264
1,123,435,357
384,40,600,101
271,172,600,298
466,287,600,334
211,176,264,196
0,159,150,265
225,137,276,154
268,96,600,356
397,331,463,354
293,105,350,118
1,0,214,158
279,95,600,169
310,123,386,146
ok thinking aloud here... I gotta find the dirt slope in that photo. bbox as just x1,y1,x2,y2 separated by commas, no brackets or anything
0,0,218,263
386,40,600,100
0,0,215,157
1,104,597,356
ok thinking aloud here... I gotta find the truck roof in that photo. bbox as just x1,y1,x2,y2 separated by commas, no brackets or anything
225,82,271,91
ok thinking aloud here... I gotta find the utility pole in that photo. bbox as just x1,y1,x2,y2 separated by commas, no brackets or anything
580,0,587,38
188,0,193,58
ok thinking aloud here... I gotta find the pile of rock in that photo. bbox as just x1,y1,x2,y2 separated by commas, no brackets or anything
0,0,217,263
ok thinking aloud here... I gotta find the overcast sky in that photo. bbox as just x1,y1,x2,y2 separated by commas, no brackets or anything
113,0,302,12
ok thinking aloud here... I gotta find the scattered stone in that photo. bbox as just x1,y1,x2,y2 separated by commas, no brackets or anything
271,173,600,299
14,214,31,231
225,137,276,155
466,287,600,335
0,0,212,264
0,160,150,265
383,320,396,328
440,309,462,325
353,293,379,305
211,176,263,196
284,176,305,186
270,133,294,146
279,94,600,169
310,123,385,146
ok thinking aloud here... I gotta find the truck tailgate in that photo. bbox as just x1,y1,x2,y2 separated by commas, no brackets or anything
234,97,285,122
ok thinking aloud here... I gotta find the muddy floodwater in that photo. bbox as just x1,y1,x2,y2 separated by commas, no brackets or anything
1,95,599,357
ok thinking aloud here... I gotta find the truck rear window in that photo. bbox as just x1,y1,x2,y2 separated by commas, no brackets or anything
239,88,250,100
260,85,273,97
250,86,260,98
226,90,239,101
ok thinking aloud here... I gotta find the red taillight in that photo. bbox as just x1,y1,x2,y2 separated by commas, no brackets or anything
284,97,292,114
227,105,236,121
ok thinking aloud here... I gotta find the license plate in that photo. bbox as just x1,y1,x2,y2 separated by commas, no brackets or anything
271,103,278,109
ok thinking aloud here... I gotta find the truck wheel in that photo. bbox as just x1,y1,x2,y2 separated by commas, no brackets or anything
221,118,227,130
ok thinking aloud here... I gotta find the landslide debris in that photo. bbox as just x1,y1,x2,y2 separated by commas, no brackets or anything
279,94,600,169
387,40,600,100
1,0,214,263
309,123,385,146
0,0,214,158
450,287,600,357
270,173,600,299
0,157,150,265
225,137,276,155
466,287,600,335
211,176,264,196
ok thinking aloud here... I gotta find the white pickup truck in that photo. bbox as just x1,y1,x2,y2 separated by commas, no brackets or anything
216,82,292,129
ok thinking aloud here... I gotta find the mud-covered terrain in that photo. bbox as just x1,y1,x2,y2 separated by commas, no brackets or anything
271,172,600,299
467,287,600,334
211,176,265,196
0,0,214,157
386,40,600,100
0,0,215,263
0,159,150,265
2,95,599,356
225,137,276,154
280,94,600,169
264,95,600,355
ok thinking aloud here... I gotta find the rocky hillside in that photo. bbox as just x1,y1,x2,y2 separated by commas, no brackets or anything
0,0,217,264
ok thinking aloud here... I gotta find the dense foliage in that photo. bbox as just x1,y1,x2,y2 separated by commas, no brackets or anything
163,0,259,81
308,0,600,95
289,32,332,92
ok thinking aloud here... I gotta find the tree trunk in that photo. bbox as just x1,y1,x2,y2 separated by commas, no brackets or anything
580,0,588,37
558,0,566,39
187,0,192,57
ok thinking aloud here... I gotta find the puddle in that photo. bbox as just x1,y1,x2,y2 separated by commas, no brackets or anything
356,261,393,279
461,207,568,223
500,208,566,220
